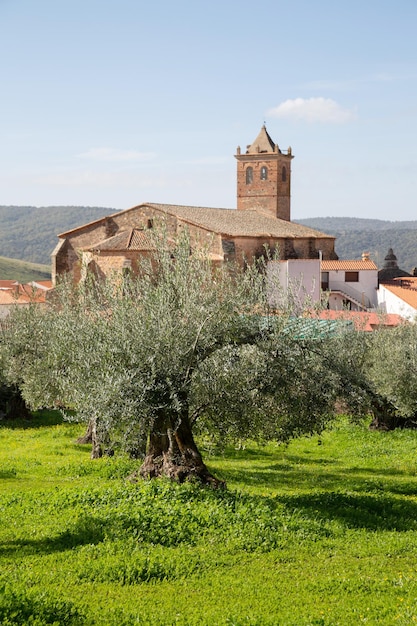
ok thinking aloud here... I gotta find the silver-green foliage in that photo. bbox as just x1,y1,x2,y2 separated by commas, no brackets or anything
368,322,417,418
0,232,376,453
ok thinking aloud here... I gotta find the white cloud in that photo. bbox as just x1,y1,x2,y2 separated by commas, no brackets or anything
267,98,357,124
77,147,156,162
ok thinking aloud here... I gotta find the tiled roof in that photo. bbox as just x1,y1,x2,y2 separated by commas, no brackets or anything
0,280,19,290
321,260,377,271
88,229,155,252
0,284,49,305
316,310,404,331
382,284,417,310
28,280,53,290
59,203,335,241
144,203,334,239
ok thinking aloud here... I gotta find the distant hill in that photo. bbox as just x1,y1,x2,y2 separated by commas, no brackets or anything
0,206,117,266
0,256,51,283
296,217,417,273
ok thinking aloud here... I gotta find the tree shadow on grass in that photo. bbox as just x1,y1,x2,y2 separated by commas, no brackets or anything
275,491,417,531
217,456,417,496
0,409,64,430
0,515,105,557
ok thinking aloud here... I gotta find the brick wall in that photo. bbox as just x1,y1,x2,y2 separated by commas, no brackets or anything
236,153,292,221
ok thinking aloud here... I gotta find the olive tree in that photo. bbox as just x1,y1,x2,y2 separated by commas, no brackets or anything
1,233,373,485
366,322,417,428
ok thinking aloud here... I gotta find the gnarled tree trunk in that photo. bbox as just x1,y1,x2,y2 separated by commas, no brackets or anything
75,417,102,459
75,418,94,444
369,396,401,431
138,411,224,487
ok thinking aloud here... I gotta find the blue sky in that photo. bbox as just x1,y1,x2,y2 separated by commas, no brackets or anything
1,0,416,220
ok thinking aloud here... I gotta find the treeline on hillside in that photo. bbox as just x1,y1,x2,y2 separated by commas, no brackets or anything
296,217,417,272
0,206,116,265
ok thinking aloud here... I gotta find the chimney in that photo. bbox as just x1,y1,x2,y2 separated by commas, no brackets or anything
362,251,370,261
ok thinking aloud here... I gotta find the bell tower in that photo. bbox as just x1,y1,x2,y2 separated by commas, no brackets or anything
235,125,293,221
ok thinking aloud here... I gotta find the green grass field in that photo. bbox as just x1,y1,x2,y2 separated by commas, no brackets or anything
1,413,417,625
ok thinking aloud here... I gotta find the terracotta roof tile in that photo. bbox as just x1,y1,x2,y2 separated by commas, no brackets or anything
59,203,335,241
321,260,377,271
145,203,334,239
382,284,417,309
0,288,46,305
87,229,155,252
316,310,404,331
0,280,19,289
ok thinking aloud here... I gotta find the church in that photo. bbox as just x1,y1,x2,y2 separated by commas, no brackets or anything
52,126,338,285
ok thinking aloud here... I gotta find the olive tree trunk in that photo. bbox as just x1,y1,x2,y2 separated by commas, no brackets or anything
138,411,224,487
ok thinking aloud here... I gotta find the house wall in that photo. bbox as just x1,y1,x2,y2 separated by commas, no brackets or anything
377,285,417,321
327,269,378,309
293,238,335,261
176,220,223,257
267,259,321,311
83,250,155,280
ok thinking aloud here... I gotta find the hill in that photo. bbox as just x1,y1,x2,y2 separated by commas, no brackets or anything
0,205,117,266
296,217,417,272
0,256,51,282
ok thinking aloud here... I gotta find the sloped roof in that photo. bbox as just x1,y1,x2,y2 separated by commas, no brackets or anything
87,229,155,252
321,259,377,271
317,309,404,332
58,199,334,242
0,282,50,305
144,203,334,239
58,202,335,241
382,283,417,310
246,125,277,154
283,316,354,338
0,280,19,290
29,280,53,290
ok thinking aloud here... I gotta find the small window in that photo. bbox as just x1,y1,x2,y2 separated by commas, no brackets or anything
246,167,253,184
260,166,268,180
282,166,287,182
345,271,359,282
147,219,153,229
222,239,236,261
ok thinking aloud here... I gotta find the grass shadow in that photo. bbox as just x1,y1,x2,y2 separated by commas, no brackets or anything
0,409,65,430
217,460,417,500
276,491,417,531
0,515,105,557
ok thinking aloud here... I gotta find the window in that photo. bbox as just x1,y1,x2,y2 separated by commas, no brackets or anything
260,166,268,180
345,271,359,282
282,166,287,182
246,167,253,184
222,239,236,261
147,219,153,229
